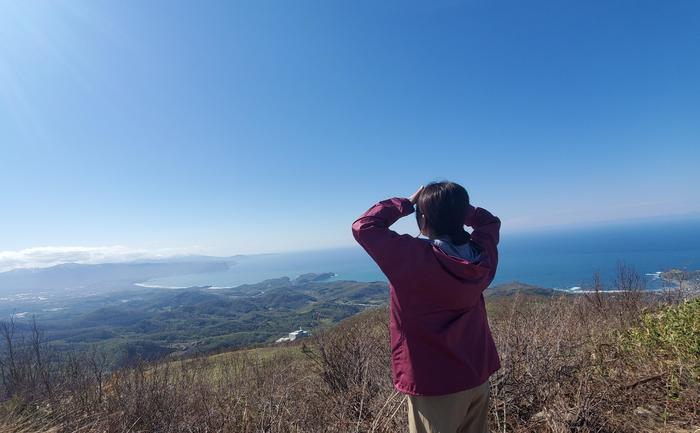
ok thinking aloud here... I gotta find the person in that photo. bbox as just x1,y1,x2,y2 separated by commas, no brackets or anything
351,181,501,433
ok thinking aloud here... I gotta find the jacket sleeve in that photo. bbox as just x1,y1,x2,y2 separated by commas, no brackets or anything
465,205,501,280
351,197,418,285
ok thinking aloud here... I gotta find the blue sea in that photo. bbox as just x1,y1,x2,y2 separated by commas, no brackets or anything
144,217,700,291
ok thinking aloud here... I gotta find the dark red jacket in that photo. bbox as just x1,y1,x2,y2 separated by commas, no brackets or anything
352,197,501,396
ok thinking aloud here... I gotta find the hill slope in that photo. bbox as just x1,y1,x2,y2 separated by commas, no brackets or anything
2,294,697,432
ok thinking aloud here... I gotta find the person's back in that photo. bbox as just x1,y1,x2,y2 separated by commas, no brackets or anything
352,181,501,433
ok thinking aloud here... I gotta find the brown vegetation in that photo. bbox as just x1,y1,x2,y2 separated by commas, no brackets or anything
1,269,698,432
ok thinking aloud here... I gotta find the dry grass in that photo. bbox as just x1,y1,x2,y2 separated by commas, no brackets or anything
489,294,698,433
1,279,698,432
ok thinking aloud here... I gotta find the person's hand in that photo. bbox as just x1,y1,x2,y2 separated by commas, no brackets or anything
409,185,424,204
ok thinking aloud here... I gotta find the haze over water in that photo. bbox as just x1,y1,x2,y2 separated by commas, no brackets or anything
144,217,700,291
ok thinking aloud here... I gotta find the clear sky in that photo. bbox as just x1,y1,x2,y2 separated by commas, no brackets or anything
1,0,699,264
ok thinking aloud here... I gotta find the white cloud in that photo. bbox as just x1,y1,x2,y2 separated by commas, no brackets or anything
0,246,200,273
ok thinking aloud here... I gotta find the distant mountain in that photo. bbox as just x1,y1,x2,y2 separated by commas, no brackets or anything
485,281,557,297
0,260,234,295
292,272,336,284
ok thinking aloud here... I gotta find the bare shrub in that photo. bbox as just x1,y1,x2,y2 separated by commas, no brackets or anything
489,280,698,433
489,294,610,432
0,316,60,404
613,262,646,324
304,307,405,432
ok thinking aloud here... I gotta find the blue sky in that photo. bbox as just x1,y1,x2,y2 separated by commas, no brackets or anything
1,0,699,263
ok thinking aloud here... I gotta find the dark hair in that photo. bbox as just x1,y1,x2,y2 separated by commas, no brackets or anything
415,181,471,245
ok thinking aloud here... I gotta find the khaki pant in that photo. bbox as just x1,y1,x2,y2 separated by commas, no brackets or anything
407,380,490,433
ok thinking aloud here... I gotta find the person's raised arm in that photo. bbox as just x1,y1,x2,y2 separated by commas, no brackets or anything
465,204,500,279
351,187,423,284
465,204,500,246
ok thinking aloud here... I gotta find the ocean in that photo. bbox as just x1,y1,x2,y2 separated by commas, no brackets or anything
143,217,700,291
